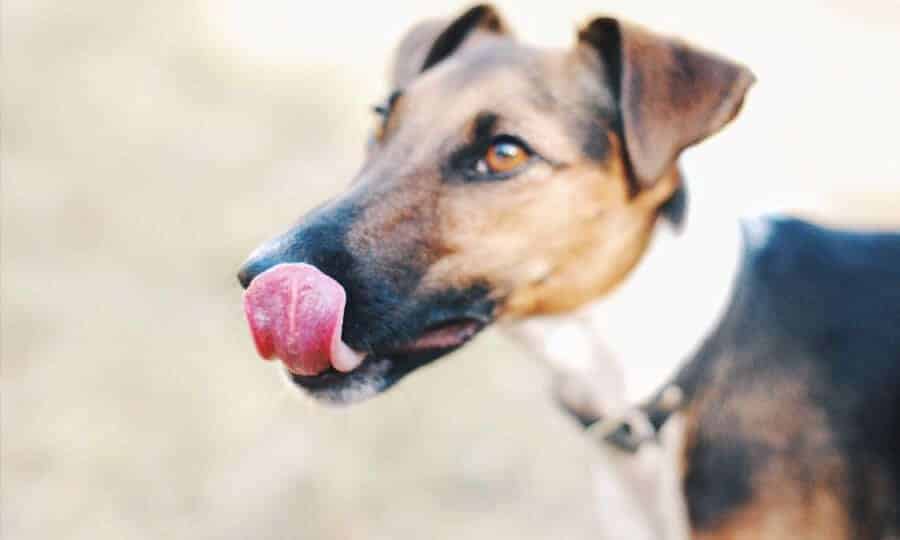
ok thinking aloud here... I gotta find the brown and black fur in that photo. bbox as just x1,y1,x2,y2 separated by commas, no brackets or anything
665,219,900,539
237,5,900,538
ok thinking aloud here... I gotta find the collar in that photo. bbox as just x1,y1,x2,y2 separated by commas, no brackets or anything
586,384,685,453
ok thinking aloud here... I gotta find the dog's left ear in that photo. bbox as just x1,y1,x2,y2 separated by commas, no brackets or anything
390,4,510,88
579,18,755,189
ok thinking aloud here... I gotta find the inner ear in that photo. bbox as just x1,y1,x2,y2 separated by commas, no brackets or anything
390,4,509,89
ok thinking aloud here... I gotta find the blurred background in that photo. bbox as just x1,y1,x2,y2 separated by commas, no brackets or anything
2,1,898,538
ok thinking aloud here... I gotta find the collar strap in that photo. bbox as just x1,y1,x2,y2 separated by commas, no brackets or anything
586,385,684,453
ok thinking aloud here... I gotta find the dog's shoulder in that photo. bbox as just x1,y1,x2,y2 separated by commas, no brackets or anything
739,216,900,353
742,216,900,285
676,215,900,538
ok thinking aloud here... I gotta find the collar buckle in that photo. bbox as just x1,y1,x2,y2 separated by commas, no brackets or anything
586,384,684,453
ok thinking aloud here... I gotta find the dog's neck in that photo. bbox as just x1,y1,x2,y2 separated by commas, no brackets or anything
506,195,744,413
585,201,743,403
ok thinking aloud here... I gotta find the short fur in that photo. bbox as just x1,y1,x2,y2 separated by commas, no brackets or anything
238,5,900,538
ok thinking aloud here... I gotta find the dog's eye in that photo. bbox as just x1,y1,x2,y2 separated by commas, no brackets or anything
478,136,531,176
371,90,402,143
372,105,389,141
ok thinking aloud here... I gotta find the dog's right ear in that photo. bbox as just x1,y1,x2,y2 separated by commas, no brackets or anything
390,4,510,88
578,18,755,190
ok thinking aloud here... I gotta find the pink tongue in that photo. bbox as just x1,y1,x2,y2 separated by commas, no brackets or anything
242,263,364,376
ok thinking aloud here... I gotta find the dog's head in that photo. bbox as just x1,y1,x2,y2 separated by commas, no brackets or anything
237,5,754,404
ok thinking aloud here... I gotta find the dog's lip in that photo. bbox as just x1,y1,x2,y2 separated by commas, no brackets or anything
289,317,486,387
382,318,484,355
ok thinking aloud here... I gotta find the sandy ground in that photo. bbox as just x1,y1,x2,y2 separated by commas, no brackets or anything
3,1,898,539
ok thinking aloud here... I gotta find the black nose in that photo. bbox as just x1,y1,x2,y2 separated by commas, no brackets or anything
237,203,358,290
237,255,273,289
237,230,298,289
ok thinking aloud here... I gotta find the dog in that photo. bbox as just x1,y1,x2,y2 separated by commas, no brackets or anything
237,5,900,538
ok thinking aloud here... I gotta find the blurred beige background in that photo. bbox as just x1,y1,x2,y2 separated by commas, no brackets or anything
2,1,898,539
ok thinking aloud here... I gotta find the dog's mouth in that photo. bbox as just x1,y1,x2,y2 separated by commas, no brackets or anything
243,263,490,403
382,318,484,356
287,317,486,401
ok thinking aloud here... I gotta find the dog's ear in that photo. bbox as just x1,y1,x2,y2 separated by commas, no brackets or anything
579,18,755,188
390,4,509,88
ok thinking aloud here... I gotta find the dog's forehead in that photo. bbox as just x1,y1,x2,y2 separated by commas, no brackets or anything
402,40,565,117
375,41,598,167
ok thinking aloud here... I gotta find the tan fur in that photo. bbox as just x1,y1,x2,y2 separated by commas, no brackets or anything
347,12,752,320
684,363,851,540
349,11,765,533
246,6,882,535
422,134,680,317
695,488,848,540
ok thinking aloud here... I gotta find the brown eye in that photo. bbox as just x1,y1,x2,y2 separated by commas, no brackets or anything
483,137,530,174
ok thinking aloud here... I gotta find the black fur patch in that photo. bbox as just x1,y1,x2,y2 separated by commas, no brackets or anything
684,431,766,529
669,218,900,534
660,184,688,229
422,5,498,72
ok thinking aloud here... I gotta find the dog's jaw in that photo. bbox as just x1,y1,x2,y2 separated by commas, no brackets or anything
282,319,488,404
285,357,393,405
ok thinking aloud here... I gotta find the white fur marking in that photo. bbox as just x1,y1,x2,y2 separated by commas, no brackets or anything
591,413,690,540
743,216,774,249
506,208,743,408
